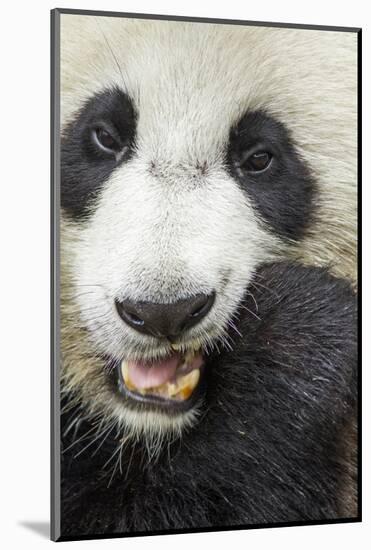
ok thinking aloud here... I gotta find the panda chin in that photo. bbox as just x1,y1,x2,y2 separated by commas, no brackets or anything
117,349,206,413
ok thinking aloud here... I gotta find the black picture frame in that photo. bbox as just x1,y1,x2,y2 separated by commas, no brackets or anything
51,8,362,542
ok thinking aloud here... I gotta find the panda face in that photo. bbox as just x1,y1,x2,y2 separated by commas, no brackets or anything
60,20,356,439
61,87,314,434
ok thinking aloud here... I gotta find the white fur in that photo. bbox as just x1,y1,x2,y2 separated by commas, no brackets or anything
60,15,357,438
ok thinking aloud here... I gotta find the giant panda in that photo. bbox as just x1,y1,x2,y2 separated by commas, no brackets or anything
58,14,358,538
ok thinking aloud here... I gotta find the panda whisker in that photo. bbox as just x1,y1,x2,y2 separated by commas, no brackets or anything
62,415,80,438
219,332,234,353
238,303,261,321
102,435,126,472
124,440,137,481
91,425,117,458
118,438,127,476
227,319,243,338
62,423,98,453
250,279,278,297
107,455,120,488
73,421,116,459
106,435,131,487
244,289,259,313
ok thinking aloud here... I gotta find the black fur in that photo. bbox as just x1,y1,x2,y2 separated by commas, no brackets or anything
61,87,137,219
227,111,316,240
61,263,357,537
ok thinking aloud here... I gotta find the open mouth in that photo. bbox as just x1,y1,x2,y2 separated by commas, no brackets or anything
117,348,205,411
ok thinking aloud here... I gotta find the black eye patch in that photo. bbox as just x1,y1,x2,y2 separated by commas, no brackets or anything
227,111,316,241
61,87,137,219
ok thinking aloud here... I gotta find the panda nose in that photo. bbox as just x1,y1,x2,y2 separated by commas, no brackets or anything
115,292,215,339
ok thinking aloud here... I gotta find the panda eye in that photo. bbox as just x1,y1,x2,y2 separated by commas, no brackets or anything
92,126,121,155
240,150,273,173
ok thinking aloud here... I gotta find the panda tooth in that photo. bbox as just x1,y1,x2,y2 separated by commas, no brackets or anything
171,343,182,351
121,361,136,391
174,369,200,399
121,360,128,379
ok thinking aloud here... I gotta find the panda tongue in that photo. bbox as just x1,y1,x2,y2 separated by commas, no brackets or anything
126,354,181,389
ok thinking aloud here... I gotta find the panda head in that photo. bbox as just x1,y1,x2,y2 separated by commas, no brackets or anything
60,17,357,441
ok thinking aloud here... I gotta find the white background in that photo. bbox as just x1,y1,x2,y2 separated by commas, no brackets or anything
0,0,368,548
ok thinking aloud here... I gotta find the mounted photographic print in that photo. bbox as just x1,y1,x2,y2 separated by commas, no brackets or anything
51,8,360,542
